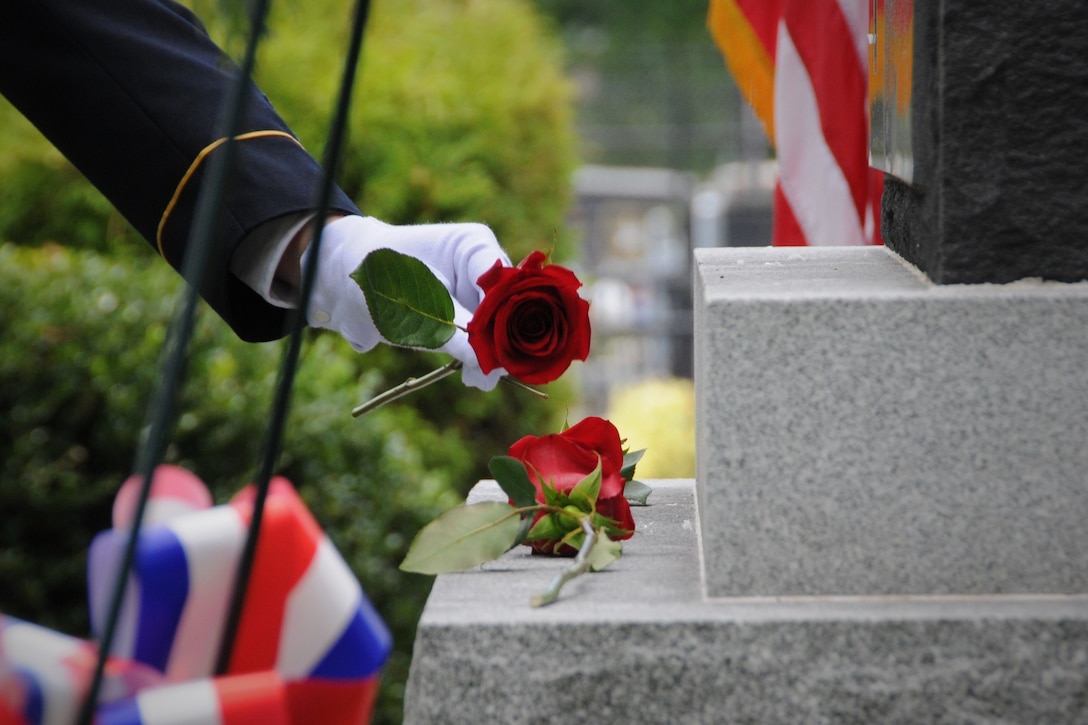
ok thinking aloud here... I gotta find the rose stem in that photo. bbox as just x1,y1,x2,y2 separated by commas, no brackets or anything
501,377,548,399
530,517,597,607
352,360,549,417
351,360,462,417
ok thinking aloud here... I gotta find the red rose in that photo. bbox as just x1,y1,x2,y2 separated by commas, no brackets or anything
467,251,591,385
509,416,635,555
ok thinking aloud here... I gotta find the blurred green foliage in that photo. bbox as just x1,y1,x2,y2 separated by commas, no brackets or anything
0,116,144,253
0,1,577,722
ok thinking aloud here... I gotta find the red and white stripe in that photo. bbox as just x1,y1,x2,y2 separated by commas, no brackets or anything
772,0,878,247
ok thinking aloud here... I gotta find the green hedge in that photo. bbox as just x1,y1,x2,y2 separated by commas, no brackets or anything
0,1,577,722
0,244,571,722
255,0,576,259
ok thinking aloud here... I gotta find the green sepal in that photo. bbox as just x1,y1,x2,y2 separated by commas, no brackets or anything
558,527,585,552
592,511,633,540
351,248,455,349
525,512,562,543
399,501,520,574
623,479,653,506
568,458,602,512
539,477,567,509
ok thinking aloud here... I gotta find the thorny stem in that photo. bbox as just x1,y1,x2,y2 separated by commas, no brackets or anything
530,517,597,607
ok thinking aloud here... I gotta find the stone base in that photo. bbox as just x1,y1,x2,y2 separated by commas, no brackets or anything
694,246,1088,597
403,480,1088,724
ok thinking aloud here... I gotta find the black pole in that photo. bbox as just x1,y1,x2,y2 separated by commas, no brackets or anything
214,0,373,676
76,1,273,722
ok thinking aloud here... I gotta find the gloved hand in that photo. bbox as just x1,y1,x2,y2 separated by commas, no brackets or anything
303,215,510,391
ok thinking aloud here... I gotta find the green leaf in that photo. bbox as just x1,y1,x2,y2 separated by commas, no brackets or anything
399,502,520,574
351,248,455,348
488,456,538,509
623,479,653,506
489,455,541,546
620,448,646,482
586,534,623,572
569,458,602,511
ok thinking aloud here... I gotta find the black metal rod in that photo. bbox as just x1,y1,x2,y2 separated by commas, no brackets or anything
214,0,373,675
77,2,273,722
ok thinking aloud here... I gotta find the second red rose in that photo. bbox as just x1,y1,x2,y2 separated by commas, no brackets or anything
508,416,635,555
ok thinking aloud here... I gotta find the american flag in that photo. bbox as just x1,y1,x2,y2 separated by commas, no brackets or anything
709,0,884,247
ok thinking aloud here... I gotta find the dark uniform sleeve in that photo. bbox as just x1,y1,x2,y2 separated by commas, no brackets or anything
0,0,361,341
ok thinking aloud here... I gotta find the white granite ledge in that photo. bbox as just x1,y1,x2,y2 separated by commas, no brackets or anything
404,480,1088,724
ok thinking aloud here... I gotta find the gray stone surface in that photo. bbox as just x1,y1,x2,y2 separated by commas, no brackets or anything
881,1,1088,283
404,480,1088,724
694,246,1088,597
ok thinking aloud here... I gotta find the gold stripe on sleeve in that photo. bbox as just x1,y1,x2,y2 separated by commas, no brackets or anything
156,130,304,260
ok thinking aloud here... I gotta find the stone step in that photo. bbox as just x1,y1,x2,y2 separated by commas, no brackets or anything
694,246,1088,597
403,480,1088,724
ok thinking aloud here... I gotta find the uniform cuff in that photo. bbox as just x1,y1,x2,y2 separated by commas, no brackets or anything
230,212,315,308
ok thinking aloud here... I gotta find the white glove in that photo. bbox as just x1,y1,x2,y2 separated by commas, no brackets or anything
303,215,510,391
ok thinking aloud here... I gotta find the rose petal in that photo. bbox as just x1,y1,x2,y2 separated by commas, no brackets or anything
598,494,635,540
